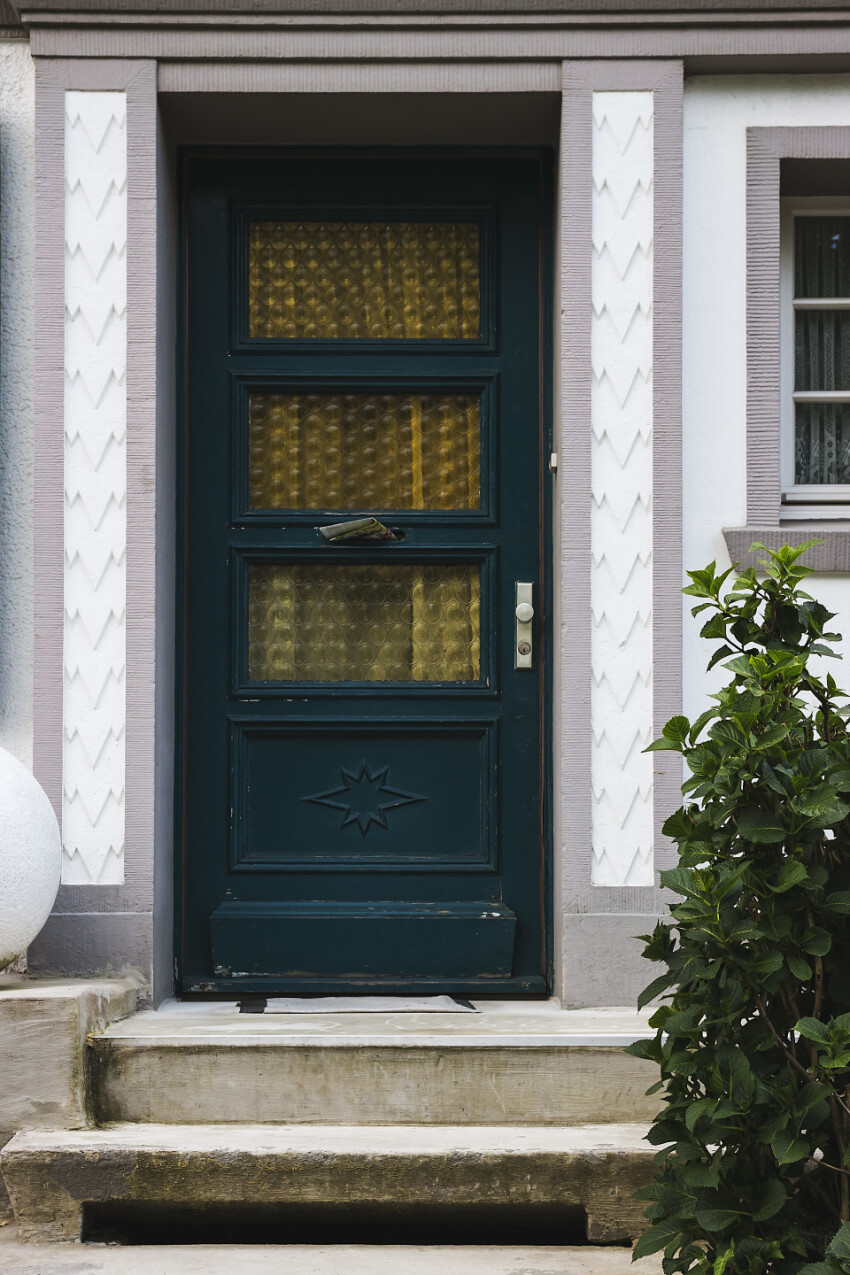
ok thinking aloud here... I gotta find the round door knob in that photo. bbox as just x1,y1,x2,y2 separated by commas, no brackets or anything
515,602,534,623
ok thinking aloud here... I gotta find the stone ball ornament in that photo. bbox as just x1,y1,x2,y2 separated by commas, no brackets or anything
0,747,61,968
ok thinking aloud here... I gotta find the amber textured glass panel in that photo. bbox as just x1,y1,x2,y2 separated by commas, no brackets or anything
248,563,480,682
248,222,480,339
248,392,480,511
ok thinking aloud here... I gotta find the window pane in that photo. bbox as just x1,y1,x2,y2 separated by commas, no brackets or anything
795,310,850,390
248,222,481,340
795,217,850,298
795,401,850,484
248,563,481,682
248,392,481,511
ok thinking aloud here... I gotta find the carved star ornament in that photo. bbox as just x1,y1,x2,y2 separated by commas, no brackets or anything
303,760,426,837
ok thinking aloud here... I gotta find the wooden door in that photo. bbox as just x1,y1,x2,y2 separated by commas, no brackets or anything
180,151,550,995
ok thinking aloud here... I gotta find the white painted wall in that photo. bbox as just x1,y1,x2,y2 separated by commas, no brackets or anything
0,41,34,768
683,75,850,719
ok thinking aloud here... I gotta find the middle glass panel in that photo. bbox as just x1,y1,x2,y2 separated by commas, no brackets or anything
248,391,481,512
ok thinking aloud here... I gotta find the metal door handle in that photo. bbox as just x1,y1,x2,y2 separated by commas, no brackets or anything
515,583,534,669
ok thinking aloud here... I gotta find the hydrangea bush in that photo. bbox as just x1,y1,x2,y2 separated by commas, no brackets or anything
627,543,850,1273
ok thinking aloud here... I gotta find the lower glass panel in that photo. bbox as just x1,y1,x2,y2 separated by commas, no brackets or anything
248,562,481,683
795,401,850,485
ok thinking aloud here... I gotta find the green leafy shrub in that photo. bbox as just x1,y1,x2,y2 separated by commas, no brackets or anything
627,542,850,1273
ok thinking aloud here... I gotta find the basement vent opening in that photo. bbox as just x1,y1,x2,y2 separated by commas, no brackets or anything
82,1203,610,1247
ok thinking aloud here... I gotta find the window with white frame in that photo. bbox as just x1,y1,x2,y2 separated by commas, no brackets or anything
782,197,850,513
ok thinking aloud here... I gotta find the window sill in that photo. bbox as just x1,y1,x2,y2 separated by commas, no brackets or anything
723,526,850,574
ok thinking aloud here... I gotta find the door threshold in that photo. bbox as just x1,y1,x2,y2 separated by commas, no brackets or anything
97,1000,653,1049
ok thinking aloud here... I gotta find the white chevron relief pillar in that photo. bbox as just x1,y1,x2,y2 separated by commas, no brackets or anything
62,92,127,884
590,91,654,887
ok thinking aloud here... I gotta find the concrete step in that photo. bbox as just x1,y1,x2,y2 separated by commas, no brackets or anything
89,1002,658,1126
0,1122,654,1246
0,1224,662,1275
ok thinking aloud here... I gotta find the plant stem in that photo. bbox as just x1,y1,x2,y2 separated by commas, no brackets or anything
753,991,813,1081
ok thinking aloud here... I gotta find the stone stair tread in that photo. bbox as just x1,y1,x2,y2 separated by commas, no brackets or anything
4,1121,652,1153
95,1000,654,1048
1,1122,654,1245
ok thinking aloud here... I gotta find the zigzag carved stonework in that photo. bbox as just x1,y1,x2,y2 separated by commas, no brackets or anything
62,91,127,884
590,91,654,888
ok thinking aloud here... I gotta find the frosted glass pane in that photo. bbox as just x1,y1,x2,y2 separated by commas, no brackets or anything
248,563,481,683
795,217,850,298
795,402,850,484
796,311,850,391
248,392,480,511
248,221,480,339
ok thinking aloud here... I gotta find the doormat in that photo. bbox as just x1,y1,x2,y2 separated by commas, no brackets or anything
237,995,479,1014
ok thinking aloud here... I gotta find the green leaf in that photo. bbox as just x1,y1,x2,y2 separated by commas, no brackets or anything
825,891,850,915
752,1178,787,1222
713,1244,736,1275
632,1218,686,1261
637,973,675,1010
710,721,748,749
723,655,754,677
663,716,691,745
770,860,809,893
755,723,791,750
786,953,813,980
770,1128,811,1164
645,738,683,753
802,927,833,957
827,1221,850,1260
695,1207,738,1232
737,807,786,844
796,1017,832,1046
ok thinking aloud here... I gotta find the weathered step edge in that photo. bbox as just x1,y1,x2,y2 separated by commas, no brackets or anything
90,1040,659,1126
0,1123,654,1245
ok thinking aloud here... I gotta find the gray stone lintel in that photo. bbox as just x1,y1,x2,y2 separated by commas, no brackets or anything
723,526,850,574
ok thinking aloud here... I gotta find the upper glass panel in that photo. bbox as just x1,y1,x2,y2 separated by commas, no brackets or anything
248,221,481,340
248,391,481,511
795,217,850,298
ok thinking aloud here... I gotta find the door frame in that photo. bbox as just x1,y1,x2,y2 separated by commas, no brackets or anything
174,145,555,996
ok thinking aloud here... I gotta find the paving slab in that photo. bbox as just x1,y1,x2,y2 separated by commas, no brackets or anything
0,1224,661,1275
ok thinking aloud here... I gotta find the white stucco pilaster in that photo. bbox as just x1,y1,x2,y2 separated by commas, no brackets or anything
590,91,655,887
62,91,127,885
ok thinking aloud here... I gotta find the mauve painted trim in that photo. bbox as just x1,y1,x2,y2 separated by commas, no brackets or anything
24,26,850,61
725,527,850,572
33,64,64,828
557,59,682,928
37,60,158,942
14,0,850,15
747,126,850,529
157,61,562,95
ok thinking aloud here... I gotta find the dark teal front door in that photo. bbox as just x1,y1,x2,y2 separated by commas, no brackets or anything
180,151,549,995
